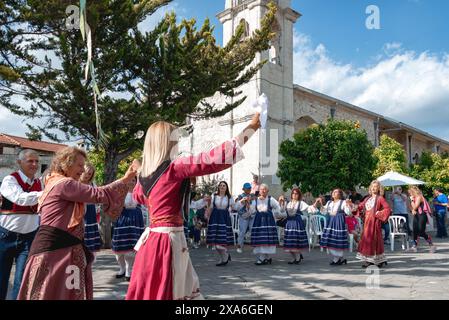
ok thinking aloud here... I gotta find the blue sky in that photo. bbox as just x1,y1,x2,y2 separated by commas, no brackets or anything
1,0,449,141
140,0,449,141
176,0,449,67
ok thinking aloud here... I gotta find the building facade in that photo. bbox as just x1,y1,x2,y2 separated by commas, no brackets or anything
179,0,449,197
0,133,67,181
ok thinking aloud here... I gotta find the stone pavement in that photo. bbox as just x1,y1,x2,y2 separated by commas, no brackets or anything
6,235,449,300
91,235,449,300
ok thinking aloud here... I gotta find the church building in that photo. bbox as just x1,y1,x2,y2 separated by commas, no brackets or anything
179,0,449,197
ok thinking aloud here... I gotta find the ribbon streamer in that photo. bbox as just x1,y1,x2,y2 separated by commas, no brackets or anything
79,0,108,146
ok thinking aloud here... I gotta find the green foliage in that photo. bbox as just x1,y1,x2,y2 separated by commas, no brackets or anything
410,152,449,198
88,148,142,185
373,134,408,177
0,0,277,183
278,120,376,196
194,175,222,197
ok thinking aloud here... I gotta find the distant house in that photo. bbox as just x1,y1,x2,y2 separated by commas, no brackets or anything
0,133,67,181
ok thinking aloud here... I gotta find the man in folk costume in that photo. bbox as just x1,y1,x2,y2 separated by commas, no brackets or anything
0,149,42,300
356,180,392,268
126,113,261,300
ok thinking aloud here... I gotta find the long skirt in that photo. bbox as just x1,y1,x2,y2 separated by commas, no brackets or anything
284,214,308,252
112,207,145,253
126,226,202,300
356,214,387,264
206,208,234,247
84,204,102,252
18,224,93,300
320,213,349,251
251,211,279,247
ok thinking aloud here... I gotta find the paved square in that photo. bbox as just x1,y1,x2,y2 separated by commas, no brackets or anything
92,236,449,300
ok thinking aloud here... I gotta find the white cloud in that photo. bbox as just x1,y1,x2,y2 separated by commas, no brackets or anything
138,2,185,33
293,31,449,141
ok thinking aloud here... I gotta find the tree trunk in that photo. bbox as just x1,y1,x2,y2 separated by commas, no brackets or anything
100,148,120,249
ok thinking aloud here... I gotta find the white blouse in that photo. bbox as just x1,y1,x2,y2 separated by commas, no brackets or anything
321,200,353,216
211,194,236,211
250,197,282,218
124,192,139,209
190,198,206,210
282,200,315,217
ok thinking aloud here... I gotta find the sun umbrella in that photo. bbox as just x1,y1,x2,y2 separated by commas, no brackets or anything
377,171,426,187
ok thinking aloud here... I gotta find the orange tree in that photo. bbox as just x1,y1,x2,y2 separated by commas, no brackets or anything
277,120,376,196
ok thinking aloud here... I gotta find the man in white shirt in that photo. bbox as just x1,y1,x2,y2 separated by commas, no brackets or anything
0,149,42,300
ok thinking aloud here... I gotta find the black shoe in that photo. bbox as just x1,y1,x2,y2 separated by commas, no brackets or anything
125,276,131,282
115,273,125,279
330,260,339,266
362,262,373,268
288,260,296,265
216,254,231,266
255,259,267,266
266,258,272,265
338,259,347,265
378,261,388,268
293,255,304,264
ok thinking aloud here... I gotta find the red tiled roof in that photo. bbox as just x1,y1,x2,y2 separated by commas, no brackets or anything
0,133,67,153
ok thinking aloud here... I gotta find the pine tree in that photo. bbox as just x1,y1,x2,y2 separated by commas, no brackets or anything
0,0,277,246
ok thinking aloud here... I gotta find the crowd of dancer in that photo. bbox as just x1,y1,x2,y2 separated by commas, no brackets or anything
0,112,447,300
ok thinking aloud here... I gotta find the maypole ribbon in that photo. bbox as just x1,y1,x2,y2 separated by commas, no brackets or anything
79,0,108,147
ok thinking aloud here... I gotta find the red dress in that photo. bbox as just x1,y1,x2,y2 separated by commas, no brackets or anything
356,196,391,264
126,139,243,300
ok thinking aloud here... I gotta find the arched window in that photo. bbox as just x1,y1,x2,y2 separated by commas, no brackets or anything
294,116,317,133
269,20,281,65
413,153,420,164
236,19,250,38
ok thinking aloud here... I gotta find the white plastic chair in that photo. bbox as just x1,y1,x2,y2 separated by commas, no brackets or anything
388,216,409,251
230,212,240,246
309,215,326,252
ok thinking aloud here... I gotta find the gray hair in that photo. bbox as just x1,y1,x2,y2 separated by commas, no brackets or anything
259,183,269,191
18,149,39,161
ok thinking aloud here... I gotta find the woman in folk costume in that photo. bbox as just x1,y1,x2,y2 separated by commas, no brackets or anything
80,163,102,253
126,113,261,300
206,181,236,266
281,188,319,264
250,184,283,265
18,147,136,300
407,186,436,253
112,177,145,281
356,180,392,268
320,189,354,266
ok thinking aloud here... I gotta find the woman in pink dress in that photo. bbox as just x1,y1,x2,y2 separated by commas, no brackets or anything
17,146,137,300
126,113,261,300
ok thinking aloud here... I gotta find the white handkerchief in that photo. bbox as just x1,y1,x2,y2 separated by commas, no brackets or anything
252,93,269,129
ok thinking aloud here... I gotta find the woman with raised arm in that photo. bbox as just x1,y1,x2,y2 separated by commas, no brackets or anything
206,181,237,266
320,189,353,266
281,188,319,264
249,184,283,266
126,113,260,300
